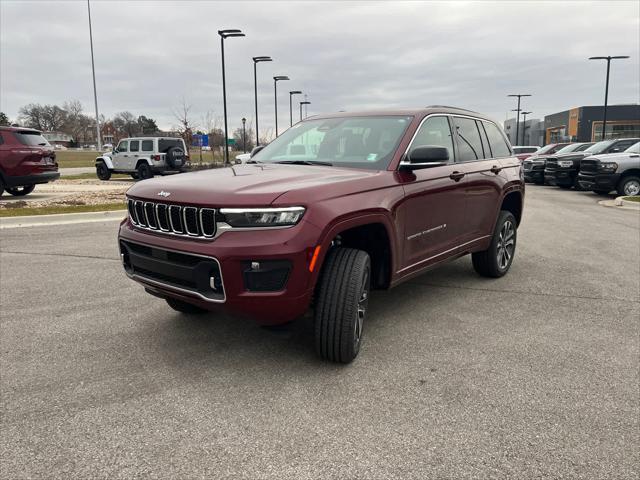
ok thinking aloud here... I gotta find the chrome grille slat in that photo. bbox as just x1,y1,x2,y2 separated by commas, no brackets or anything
128,199,217,240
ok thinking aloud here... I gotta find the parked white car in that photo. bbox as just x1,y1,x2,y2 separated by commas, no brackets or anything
95,137,190,180
234,153,251,164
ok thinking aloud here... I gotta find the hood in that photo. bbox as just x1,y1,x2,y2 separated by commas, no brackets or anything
126,163,388,206
584,151,635,162
549,152,590,161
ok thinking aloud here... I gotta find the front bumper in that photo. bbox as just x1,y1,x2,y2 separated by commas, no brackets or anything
4,171,60,187
545,168,577,187
118,218,323,325
523,169,544,183
577,172,620,192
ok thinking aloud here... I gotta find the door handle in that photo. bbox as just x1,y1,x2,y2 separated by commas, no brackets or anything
490,165,502,174
123,155,129,157
449,171,465,182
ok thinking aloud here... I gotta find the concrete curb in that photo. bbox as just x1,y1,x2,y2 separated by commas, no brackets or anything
614,196,640,209
0,210,126,229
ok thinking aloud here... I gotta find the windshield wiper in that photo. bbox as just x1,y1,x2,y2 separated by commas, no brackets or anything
274,160,333,166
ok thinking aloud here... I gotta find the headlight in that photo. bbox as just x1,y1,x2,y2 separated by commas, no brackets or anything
220,207,305,227
599,162,618,172
558,160,574,168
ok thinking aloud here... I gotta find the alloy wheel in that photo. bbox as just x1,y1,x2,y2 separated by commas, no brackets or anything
354,267,370,350
623,180,640,196
496,220,515,270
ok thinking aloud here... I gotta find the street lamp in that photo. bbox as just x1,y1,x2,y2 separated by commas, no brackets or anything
273,76,289,137
87,0,101,151
299,101,311,121
521,111,532,145
252,56,272,146
242,117,246,153
589,56,630,140
508,94,531,147
218,29,245,165
289,91,302,127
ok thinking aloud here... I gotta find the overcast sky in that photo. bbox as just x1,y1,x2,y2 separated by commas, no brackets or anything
1,0,639,133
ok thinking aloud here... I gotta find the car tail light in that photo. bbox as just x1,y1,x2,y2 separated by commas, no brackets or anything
152,155,161,161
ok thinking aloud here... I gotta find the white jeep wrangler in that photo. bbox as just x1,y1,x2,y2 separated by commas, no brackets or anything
95,137,189,180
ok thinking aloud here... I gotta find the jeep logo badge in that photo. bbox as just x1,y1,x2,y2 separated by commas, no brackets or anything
157,191,171,197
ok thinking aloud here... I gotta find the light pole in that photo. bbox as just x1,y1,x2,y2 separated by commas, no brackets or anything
273,76,289,137
218,29,245,165
589,56,630,140
252,56,272,146
521,111,532,145
87,0,101,151
289,90,302,127
508,94,531,146
299,101,311,121
242,117,246,153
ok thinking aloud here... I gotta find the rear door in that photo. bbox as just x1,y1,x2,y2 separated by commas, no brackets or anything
398,115,469,273
452,116,507,241
128,140,140,170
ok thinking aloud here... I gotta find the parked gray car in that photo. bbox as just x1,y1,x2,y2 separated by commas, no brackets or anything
578,141,640,196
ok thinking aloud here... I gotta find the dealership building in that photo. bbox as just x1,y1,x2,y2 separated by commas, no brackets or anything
504,104,639,146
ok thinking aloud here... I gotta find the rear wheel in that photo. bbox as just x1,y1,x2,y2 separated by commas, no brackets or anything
314,247,370,364
617,176,640,196
166,298,208,314
472,211,517,278
6,185,35,196
96,162,111,181
137,162,153,180
130,173,140,180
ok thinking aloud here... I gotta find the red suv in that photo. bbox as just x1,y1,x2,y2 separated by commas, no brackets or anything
0,126,59,197
119,107,524,363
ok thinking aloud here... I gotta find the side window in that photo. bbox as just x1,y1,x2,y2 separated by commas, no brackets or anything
453,117,484,161
611,140,634,152
477,120,491,158
409,116,455,161
141,140,154,151
129,140,139,152
483,121,511,158
0,133,4,145
117,140,128,152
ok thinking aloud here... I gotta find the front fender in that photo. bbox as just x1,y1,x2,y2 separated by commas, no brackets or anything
96,156,114,169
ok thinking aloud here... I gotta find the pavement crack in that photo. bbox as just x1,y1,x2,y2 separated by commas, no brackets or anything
406,281,639,303
0,250,119,262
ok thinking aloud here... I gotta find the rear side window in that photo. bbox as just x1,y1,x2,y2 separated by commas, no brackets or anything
129,140,139,152
453,117,484,161
409,116,455,161
611,140,636,152
141,140,154,151
483,121,511,158
158,139,184,153
13,131,50,146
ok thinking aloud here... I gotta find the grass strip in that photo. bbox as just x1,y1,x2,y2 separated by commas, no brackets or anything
0,203,126,217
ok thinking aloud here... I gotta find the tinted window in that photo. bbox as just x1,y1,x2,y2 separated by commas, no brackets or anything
129,140,139,152
253,116,413,170
0,133,3,145
611,140,636,152
584,141,614,154
158,139,184,152
13,131,50,146
141,140,154,151
409,116,455,161
453,117,484,161
117,140,128,152
483,122,512,158
575,143,593,151
625,142,639,154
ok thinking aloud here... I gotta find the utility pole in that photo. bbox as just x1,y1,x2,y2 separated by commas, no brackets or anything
589,55,630,140
508,94,531,146
87,0,101,151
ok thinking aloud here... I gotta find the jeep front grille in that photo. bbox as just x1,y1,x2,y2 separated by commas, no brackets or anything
128,198,217,239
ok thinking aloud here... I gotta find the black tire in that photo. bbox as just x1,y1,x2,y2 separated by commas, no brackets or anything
472,211,517,278
130,173,140,180
617,175,640,197
314,247,371,364
96,162,111,181
166,298,208,314
165,146,185,169
6,184,35,196
0,179,4,197
594,190,611,196
559,184,572,189
137,162,153,180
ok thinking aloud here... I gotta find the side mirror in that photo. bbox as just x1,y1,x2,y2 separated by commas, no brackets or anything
250,145,265,158
402,145,449,170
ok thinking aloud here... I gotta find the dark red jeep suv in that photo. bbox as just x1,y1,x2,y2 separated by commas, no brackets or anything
0,126,59,196
119,107,524,363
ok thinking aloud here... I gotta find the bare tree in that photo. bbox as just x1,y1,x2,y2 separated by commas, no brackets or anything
173,98,196,148
113,111,137,137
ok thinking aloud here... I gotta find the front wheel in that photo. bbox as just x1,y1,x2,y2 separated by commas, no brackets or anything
130,173,140,180
617,176,640,196
96,162,111,181
6,185,35,196
472,211,517,278
166,298,208,314
314,247,370,364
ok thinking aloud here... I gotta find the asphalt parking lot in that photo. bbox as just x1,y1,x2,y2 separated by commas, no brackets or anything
1,186,638,479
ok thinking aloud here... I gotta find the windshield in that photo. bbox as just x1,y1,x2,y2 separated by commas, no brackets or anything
513,147,538,153
14,131,50,147
584,140,614,154
535,144,557,155
252,116,413,170
556,143,588,154
625,142,640,154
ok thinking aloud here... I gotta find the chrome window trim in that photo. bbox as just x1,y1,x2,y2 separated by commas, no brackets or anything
122,239,226,303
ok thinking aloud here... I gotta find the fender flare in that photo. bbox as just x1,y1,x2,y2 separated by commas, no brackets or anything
96,156,113,169
134,157,154,168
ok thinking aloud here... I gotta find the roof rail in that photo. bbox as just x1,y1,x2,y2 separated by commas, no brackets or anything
426,105,479,113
